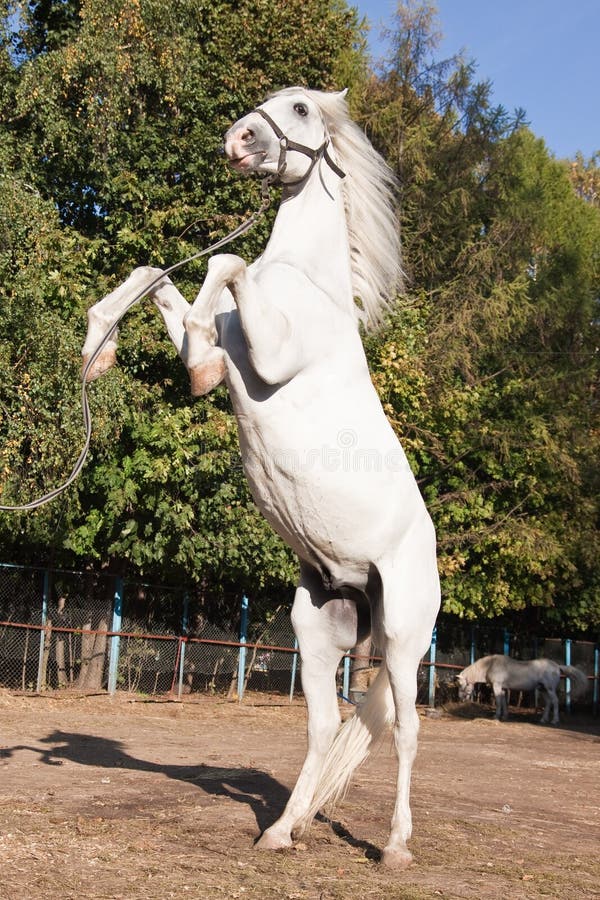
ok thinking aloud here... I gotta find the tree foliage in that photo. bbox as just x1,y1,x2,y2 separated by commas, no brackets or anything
0,0,363,616
362,3,600,631
0,1,598,632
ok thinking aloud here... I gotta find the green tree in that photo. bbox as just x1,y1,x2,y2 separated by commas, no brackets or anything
0,0,364,609
2,0,598,636
363,2,600,631
0,146,131,561
568,151,600,208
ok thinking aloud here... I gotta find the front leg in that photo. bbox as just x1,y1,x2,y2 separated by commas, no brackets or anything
182,256,244,396
493,685,505,720
82,266,191,381
184,254,310,394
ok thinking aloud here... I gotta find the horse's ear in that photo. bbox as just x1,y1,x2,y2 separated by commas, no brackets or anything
338,88,348,99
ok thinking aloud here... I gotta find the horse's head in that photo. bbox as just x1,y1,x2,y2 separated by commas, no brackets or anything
224,88,344,184
456,673,473,702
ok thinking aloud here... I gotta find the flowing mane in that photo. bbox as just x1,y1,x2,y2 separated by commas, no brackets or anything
274,87,403,330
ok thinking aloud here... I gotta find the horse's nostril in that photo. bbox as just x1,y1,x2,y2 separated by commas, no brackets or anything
241,127,255,144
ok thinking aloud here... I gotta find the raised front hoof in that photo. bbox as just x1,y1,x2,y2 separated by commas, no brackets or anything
189,352,226,397
82,347,117,382
381,846,413,869
255,828,293,851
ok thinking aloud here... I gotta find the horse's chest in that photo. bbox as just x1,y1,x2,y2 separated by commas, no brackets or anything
243,448,332,550
236,421,361,574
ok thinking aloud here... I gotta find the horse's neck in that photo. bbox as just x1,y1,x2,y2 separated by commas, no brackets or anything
467,657,490,681
260,164,354,308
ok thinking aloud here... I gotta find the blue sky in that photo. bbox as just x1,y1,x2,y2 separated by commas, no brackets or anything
354,0,599,160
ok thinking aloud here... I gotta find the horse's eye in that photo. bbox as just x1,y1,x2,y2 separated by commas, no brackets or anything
293,103,308,117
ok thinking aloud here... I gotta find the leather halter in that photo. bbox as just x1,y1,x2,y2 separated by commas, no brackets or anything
253,106,346,183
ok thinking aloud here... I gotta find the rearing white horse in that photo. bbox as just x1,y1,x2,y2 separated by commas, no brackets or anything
82,87,441,867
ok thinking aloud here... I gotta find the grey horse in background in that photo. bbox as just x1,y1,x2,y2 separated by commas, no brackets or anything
457,654,588,724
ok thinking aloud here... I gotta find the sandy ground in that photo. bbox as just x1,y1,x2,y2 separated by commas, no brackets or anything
0,690,598,899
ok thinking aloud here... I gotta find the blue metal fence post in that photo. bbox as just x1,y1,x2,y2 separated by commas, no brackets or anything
36,569,51,692
107,577,123,695
593,646,599,717
470,625,476,664
178,592,189,699
342,653,351,700
289,637,299,703
564,638,572,715
237,594,249,702
428,627,437,708
503,629,511,657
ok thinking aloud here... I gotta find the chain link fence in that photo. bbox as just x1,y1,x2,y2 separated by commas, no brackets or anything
0,562,598,713
0,563,297,699
0,565,45,691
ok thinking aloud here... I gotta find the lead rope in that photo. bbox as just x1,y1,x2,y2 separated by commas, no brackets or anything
0,177,275,512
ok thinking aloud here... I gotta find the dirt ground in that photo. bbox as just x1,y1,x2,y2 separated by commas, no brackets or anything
0,690,598,900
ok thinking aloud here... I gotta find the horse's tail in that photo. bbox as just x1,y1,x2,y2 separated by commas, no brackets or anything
297,665,394,834
559,665,589,699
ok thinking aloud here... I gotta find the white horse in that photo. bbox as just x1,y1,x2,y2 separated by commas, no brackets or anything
457,654,588,724
81,87,440,867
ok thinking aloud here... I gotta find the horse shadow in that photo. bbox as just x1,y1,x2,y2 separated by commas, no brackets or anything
0,730,380,858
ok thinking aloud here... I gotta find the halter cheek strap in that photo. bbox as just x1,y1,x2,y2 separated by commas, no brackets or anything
254,107,346,183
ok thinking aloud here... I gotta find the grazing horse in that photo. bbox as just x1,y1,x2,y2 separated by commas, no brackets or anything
457,654,588,724
81,87,441,867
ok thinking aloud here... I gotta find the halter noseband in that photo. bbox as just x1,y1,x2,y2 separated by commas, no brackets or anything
253,106,346,184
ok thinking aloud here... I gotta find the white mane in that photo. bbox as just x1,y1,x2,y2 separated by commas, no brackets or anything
275,87,403,331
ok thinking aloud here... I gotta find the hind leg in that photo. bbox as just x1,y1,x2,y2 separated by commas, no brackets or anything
380,640,425,868
540,690,550,723
256,566,358,850
377,518,441,868
550,690,560,725
540,688,559,725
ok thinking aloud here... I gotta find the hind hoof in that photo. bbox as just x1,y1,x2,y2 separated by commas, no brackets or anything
255,828,293,851
381,846,413,868
82,347,117,382
189,350,226,396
